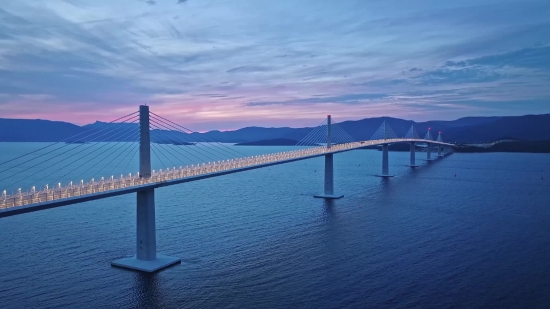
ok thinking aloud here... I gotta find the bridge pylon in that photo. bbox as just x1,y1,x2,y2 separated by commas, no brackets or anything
314,115,343,199
112,105,181,272
437,132,444,157
424,128,435,161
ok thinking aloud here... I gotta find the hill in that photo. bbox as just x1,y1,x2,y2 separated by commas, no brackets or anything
0,118,83,142
235,138,299,146
2,114,550,144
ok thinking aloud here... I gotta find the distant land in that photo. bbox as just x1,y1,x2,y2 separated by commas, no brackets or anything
455,140,550,153
363,140,550,153
235,138,299,146
1,114,550,145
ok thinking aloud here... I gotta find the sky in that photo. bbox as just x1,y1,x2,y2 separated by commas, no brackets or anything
0,0,549,131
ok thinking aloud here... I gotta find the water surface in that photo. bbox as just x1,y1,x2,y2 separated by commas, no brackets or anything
1,143,549,309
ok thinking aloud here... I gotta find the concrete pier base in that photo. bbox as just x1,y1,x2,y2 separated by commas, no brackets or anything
112,255,181,273
111,188,180,273
376,144,394,177
409,142,418,167
426,144,436,161
314,193,344,199
315,153,343,199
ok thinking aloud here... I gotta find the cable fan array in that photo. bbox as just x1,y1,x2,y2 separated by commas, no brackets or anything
0,112,141,195
0,112,253,198
148,112,246,171
370,120,398,140
296,117,355,146
1,112,423,211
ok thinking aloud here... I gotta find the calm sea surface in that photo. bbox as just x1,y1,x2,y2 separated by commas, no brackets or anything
1,143,549,309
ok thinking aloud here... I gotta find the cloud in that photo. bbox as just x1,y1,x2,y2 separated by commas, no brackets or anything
226,66,271,73
414,67,502,85
176,0,188,3
246,93,390,106
446,45,550,71
0,0,549,129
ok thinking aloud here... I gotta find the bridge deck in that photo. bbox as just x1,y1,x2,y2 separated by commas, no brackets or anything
0,139,453,217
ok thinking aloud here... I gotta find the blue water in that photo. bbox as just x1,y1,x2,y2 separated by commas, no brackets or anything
1,143,549,309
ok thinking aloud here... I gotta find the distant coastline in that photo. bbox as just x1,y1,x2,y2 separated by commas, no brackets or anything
1,114,550,145
455,140,550,153
235,138,299,146
378,140,550,153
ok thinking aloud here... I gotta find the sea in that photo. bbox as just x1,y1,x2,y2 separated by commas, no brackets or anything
0,142,549,309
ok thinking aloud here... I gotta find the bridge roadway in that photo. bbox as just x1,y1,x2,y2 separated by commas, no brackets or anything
0,138,452,218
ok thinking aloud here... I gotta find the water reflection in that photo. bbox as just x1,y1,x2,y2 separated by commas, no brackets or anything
133,273,165,309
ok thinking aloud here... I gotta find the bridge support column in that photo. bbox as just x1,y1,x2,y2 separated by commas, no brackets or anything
427,143,434,161
112,105,181,273
314,115,343,199
376,144,394,177
314,154,343,199
438,145,443,157
409,142,419,167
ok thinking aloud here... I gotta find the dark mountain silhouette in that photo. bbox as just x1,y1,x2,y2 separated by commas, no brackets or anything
1,114,549,144
0,118,84,142
235,138,299,146
442,114,550,143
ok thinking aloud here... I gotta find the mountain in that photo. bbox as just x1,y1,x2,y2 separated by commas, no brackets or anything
1,114,549,144
235,138,299,146
0,118,84,142
441,114,550,143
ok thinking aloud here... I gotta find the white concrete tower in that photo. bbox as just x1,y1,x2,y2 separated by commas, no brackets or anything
112,105,181,272
425,128,434,161
314,115,343,199
437,132,443,157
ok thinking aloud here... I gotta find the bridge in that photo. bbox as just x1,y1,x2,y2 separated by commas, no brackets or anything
0,105,454,272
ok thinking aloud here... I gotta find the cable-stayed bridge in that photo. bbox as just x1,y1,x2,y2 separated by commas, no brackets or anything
0,106,454,272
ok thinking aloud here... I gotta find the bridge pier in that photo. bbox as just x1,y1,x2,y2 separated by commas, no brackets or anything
112,105,180,272
438,145,443,157
409,142,419,167
315,115,343,199
426,143,434,161
376,143,394,177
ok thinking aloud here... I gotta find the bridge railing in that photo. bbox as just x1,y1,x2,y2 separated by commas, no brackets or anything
1,138,450,210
